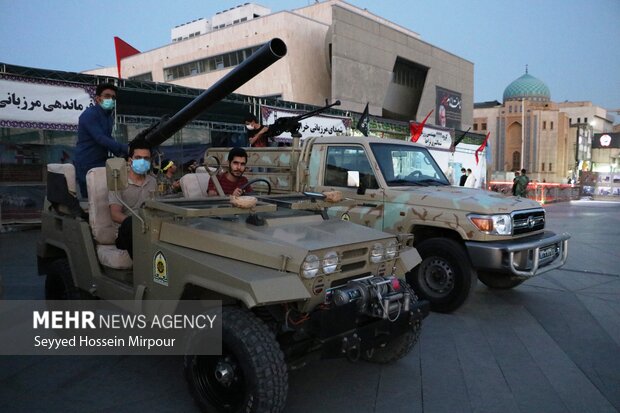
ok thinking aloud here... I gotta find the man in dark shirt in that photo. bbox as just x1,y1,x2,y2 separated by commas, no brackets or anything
75,83,128,198
459,168,467,186
208,147,253,196
244,113,270,147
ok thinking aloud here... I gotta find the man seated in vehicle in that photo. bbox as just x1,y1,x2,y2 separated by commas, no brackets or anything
109,140,157,258
157,159,181,196
207,147,253,196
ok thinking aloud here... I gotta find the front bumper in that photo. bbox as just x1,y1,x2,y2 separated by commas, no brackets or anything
465,231,570,278
312,298,430,359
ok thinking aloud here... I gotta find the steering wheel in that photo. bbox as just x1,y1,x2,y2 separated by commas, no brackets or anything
407,170,422,179
240,178,272,195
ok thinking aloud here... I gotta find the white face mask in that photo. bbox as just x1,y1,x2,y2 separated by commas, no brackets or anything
245,124,254,131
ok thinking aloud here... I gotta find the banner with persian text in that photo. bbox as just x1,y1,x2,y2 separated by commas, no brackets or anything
0,74,94,131
260,105,351,143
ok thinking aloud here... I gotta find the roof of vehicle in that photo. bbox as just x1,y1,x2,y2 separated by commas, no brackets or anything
309,135,425,147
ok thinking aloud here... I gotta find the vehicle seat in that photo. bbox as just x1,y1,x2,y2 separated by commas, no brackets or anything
180,172,211,198
46,164,87,218
86,167,133,269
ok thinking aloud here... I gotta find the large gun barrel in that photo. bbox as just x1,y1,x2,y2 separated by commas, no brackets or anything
139,38,287,147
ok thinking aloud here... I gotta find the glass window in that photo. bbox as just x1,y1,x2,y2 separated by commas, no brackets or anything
541,162,545,171
325,146,378,189
473,124,478,131
543,121,546,130
481,123,487,130
550,121,554,130
549,163,552,171
369,143,449,186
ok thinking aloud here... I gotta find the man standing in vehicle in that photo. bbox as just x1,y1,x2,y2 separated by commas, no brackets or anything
244,113,270,147
75,83,128,198
109,140,156,258
207,147,253,196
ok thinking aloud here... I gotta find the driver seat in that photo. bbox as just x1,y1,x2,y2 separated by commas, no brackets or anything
86,167,133,269
180,173,210,198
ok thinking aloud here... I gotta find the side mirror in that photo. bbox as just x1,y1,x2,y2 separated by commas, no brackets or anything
347,171,360,188
106,157,128,191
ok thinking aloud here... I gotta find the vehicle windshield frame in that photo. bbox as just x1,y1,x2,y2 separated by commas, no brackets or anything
369,142,450,187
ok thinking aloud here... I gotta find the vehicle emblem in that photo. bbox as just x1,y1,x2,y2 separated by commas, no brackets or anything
527,216,535,228
153,251,169,286
341,213,350,221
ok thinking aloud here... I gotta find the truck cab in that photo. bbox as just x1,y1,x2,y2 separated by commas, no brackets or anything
215,135,570,313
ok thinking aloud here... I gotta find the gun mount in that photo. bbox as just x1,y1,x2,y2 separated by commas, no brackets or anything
131,38,287,148
264,99,341,139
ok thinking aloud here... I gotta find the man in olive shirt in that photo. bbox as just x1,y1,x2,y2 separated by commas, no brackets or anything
109,140,156,257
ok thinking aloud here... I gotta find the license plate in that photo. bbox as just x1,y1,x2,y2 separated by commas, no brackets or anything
539,244,557,261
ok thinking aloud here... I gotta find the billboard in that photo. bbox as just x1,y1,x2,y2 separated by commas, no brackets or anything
592,133,620,149
0,74,95,131
435,86,461,130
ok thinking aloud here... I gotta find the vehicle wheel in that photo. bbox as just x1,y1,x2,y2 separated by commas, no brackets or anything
45,258,83,300
362,286,422,364
478,272,525,289
407,238,477,313
185,306,288,413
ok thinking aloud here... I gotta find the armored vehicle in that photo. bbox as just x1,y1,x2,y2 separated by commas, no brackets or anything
209,133,570,313
36,39,428,413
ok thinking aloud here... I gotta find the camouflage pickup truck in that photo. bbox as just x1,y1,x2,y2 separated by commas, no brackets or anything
209,135,570,312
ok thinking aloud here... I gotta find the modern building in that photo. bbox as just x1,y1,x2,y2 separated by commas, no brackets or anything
474,70,615,183
85,0,474,129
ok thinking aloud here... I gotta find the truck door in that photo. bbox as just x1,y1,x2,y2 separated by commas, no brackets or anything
316,145,385,231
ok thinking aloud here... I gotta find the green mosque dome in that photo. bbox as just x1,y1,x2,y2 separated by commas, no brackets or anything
503,72,551,102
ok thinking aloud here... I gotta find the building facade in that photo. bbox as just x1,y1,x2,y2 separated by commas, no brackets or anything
474,71,614,183
85,0,473,129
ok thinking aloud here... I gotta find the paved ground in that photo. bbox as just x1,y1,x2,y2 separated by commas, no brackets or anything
0,200,619,412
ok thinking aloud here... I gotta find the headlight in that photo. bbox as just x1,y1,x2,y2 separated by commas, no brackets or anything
322,251,339,274
385,240,398,259
469,214,512,235
370,243,385,263
302,254,320,278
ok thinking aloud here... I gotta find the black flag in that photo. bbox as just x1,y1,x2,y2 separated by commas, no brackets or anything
356,103,369,137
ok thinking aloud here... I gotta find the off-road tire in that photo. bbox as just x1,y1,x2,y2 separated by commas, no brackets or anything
478,272,525,289
407,238,477,313
44,258,83,300
185,306,288,413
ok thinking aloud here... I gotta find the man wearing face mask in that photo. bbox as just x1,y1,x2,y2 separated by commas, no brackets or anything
75,83,129,198
109,140,156,258
244,113,270,147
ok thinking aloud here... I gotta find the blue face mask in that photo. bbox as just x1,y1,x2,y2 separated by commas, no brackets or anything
100,98,115,111
131,158,150,175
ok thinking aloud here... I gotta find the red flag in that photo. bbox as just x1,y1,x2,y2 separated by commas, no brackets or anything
114,37,140,78
475,132,491,165
410,109,433,142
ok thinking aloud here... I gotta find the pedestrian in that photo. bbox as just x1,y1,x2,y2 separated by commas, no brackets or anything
74,83,128,198
244,113,270,147
459,168,467,186
464,168,476,188
207,147,253,196
512,171,520,195
514,168,530,197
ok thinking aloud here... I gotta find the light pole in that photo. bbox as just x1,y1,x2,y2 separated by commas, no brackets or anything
520,98,525,169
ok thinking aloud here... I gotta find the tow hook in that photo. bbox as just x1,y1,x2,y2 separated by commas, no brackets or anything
341,333,361,361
